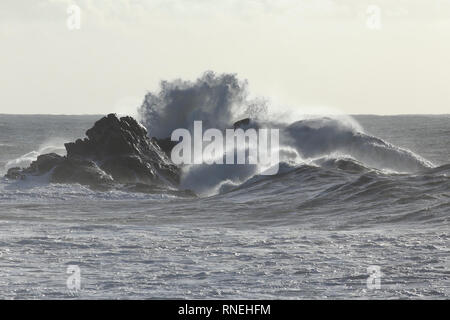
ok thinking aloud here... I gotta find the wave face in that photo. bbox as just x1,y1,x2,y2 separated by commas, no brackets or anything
283,118,433,173
216,160,450,227
137,72,435,195
5,146,64,171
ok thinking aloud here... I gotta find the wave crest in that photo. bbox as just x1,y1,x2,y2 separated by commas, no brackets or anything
135,72,435,195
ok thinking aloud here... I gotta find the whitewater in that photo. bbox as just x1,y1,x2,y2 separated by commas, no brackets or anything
0,74,449,299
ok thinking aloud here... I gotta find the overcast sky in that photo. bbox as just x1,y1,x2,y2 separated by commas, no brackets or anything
1,0,450,115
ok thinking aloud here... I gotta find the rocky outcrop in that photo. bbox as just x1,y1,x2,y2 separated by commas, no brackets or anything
6,153,65,180
5,114,185,193
233,118,251,129
51,157,114,189
151,137,178,157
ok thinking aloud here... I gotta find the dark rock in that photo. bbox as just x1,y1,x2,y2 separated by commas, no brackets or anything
51,157,114,190
100,155,155,184
66,114,149,158
4,114,182,191
6,153,64,180
233,118,251,129
65,113,179,185
5,167,25,180
26,153,65,174
151,137,178,157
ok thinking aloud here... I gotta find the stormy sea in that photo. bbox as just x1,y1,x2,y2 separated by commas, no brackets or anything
0,74,449,299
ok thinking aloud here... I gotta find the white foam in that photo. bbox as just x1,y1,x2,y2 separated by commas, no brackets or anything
5,142,66,171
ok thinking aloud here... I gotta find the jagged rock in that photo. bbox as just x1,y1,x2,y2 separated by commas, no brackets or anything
5,153,64,180
5,167,25,180
64,114,180,185
66,114,149,158
4,114,183,192
151,137,178,157
51,157,114,189
233,118,250,129
26,153,65,174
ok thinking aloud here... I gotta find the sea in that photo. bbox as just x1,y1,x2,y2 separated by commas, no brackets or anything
0,114,448,299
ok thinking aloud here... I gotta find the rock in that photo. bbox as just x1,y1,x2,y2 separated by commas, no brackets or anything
4,114,182,192
151,137,178,157
51,157,114,189
26,153,65,174
233,118,251,129
6,153,64,180
5,167,25,180
66,114,149,158
64,114,180,185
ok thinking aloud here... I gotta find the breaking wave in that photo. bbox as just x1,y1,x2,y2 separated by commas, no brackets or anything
138,71,269,138
5,143,66,171
137,72,435,195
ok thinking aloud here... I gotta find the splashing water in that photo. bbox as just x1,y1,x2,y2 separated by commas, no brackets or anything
137,72,434,195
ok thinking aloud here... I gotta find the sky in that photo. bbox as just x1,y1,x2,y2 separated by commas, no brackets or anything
1,0,450,115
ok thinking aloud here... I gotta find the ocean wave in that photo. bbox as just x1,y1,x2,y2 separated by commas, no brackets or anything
0,177,178,203
5,144,66,171
284,117,433,173
134,72,435,196
2,73,445,207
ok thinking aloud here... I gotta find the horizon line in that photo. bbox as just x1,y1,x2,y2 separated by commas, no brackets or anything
1,113,449,117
